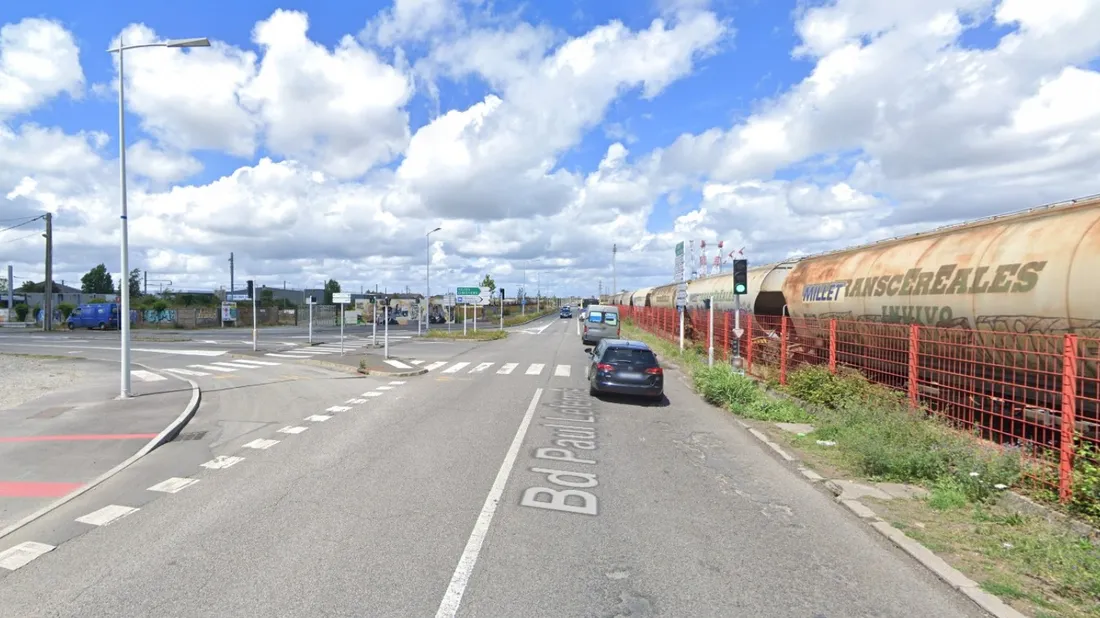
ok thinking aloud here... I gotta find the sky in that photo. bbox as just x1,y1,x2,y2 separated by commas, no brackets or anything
1,0,1099,298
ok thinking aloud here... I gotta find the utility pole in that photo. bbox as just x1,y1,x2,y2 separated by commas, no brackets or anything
612,243,617,299
43,213,53,331
143,270,147,295
229,252,235,297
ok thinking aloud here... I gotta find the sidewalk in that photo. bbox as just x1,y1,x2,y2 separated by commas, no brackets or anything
0,361,199,537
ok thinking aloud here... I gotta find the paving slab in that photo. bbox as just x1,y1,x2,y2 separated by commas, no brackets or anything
0,362,197,534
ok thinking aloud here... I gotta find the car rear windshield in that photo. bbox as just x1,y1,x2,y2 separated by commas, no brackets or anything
604,347,657,365
603,313,618,325
587,311,603,323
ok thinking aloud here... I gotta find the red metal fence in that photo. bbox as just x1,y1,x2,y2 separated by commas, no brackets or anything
619,305,1100,507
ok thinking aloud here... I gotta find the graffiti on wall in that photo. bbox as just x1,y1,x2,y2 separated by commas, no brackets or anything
144,309,177,324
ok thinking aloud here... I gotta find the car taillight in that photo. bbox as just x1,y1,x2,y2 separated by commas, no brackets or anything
645,367,663,375
597,363,614,372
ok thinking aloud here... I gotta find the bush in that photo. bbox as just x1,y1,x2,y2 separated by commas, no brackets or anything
57,302,75,320
14,303,29,321
694,364,813,423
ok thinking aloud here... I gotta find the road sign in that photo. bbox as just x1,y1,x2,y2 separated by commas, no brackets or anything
674,241,686,309
443,293,456,307
455,287,492,305
227,294,249,301
732,328,744,338
332,292,352,304
457,286,481,296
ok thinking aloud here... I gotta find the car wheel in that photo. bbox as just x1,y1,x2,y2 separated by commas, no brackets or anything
589,382,598,396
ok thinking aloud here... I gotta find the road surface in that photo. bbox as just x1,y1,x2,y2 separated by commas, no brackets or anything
0,314,988,617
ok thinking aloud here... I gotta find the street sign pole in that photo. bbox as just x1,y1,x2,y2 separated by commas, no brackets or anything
252,286,257,352
308,299,313,345
340,302,345,355
499,290,504,331
384,305,390,358
372,302,377,345
463,304,467,336
733,294,743,373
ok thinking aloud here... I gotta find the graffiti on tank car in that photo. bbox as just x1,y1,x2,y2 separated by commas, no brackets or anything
802,261,1047,304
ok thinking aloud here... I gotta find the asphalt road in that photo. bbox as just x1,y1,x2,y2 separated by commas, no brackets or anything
0,314,989,617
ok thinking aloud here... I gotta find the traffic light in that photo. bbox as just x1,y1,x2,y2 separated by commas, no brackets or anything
732,260,748,295
246,280,254,299
500,288,505,299
703,298,711,310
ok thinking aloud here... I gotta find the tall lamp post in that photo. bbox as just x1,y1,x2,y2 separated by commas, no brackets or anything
425,226,441,332
110,35,210,398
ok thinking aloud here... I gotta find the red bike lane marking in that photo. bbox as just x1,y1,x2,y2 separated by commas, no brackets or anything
0,481,85,498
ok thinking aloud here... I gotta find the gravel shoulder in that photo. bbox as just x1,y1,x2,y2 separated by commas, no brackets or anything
0,354,108,412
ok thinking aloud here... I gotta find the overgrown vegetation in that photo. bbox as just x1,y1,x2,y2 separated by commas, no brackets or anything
426,328,507,341
621,320,1100,617
501,308,555,327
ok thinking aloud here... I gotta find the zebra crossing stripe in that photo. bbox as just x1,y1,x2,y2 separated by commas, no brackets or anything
162,367,211,377
442,362,471,374
212,362,261,369
131,370,167,382
525,363,544,375
189,364,236,372
385,359,413,369
230,359,281,366
497,363,518,374
265,353,312,358
554,364,571,377
411,360,425,365
424,361,447,371
469,362,494,373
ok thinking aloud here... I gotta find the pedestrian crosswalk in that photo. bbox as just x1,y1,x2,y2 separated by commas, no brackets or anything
129,358,285,380
407,359,578,378
264,339,378,360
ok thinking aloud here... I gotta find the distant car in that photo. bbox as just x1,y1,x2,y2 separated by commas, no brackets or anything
560,307,572,318
585,339,664,401
580,305,619,345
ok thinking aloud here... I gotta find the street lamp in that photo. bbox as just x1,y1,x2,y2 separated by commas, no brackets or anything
425,226,441,333
109,35,209,398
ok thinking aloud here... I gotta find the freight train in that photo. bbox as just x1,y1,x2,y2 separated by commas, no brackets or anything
617,194,1100,436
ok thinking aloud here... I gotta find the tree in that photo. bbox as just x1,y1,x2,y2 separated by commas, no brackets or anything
17,281,65,293
480,274,496,296
323,279,341,304
129,269,142,297
81,264,115,294
260,288,275,307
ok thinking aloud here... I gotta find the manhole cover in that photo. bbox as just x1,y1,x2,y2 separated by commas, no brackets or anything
174,431,208,442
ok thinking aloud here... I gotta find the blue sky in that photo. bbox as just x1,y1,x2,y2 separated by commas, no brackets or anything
1,0,813,235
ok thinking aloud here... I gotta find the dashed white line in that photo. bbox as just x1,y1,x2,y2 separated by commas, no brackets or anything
305,414,332,422
346,398,368,404
525,363,545,375
375,386,394,391
277,426,308,434
554,364,571,377
389,380,406,385
327,405,352,412
243,439,279,450
148,477,200,494
434,388,544,618
0,542,55,571
76,505,139,526
362,391,383,398
497,363,518,374
201,455,244,469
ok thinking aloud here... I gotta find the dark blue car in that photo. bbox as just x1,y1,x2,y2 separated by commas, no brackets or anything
560,306,571,318
584,339,664,401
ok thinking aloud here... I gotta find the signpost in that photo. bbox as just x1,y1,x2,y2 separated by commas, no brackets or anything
333,292,351,355
306,295,316,345
455,286,492,306
675,242,686,352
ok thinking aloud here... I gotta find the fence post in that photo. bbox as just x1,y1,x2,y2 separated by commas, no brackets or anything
1060,334,1078,503
722,312,730,361
908,324,919,408
828,319,837,374
745,313,753,374
779,316,789,385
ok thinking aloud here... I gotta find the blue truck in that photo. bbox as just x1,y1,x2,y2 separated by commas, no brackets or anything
66,302,121,330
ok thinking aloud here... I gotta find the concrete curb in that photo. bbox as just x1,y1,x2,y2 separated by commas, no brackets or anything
0,363,201,541
734,416,1028,618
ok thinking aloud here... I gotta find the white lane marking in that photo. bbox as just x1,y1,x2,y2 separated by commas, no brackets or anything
0,343,226,356
0,542,55,571
130,370,166,382
346,398,367,404
525,363,545,375
442,362,470,374
277,426,308,434
388,380,406,385
161,367,211,377
292,349,333,355
189,364,236,373
469,362,494,373
265,353,313,358
434,388,544,618
327,405,352,412
243,439,279,450
385,359,413,369
305,414,332,422
375,386,394,391
424,361,447,371
497,363,518,374
148,477,200,493
76,504,139,526
201,455,244,469
212,361,261,369
362,391,383,397
554,364,571,377
411,359,425,365
230,359,281,366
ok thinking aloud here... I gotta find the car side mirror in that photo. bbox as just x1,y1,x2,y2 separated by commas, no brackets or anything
584,347,593,355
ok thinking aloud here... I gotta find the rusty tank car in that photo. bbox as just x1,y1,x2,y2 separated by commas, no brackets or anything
624,194,1100,434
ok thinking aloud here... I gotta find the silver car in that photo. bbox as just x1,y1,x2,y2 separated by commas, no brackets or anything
581,305,620,346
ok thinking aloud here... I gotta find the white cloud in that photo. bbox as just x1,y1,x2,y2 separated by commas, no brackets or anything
0,18,84,119
3,1,1100,298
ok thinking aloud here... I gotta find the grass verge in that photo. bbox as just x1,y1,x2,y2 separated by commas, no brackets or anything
621,320,1100,618
425,329,507,341
501,309,555,327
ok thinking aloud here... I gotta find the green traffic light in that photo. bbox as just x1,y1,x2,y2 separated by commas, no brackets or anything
735,284,746,293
